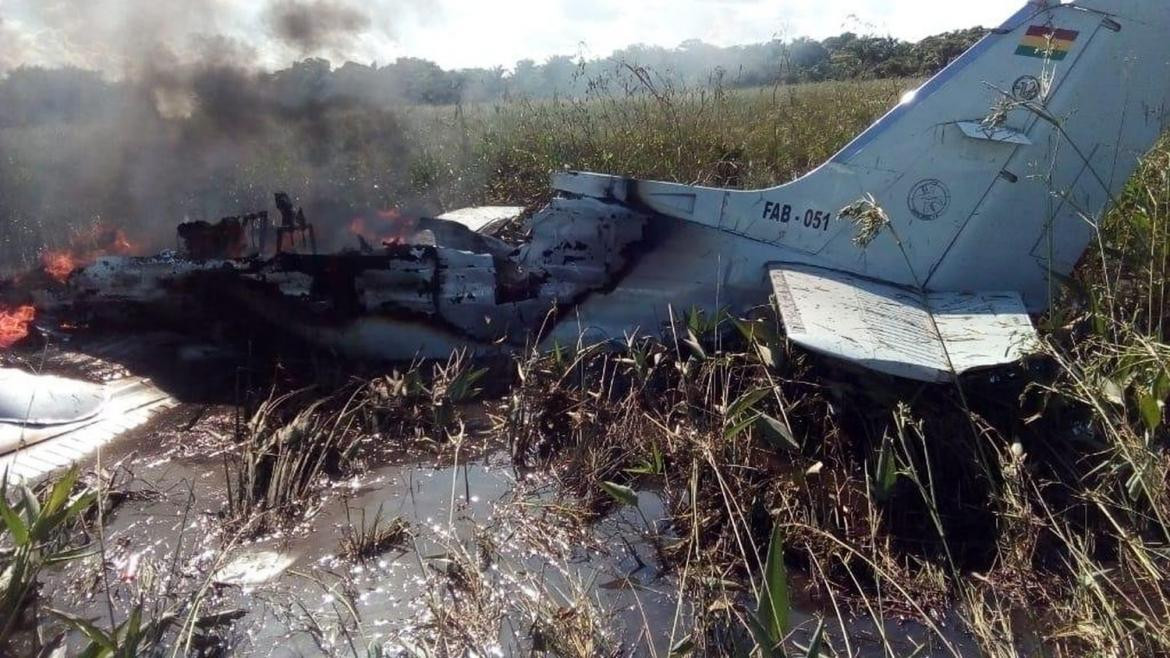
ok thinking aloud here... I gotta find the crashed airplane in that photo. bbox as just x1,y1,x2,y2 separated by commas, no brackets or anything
8,0,1170,391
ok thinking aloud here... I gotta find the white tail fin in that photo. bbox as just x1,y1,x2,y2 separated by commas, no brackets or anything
824,0,1170,309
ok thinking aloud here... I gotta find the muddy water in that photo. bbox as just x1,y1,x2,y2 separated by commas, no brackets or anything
227,457,684,655
39,402,978,657
41,405,686,656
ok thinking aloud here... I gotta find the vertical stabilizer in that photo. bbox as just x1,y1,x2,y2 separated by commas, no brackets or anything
824,0,1170,309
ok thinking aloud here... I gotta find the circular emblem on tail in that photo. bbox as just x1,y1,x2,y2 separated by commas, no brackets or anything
907,179,950,221
1012,75,1042,101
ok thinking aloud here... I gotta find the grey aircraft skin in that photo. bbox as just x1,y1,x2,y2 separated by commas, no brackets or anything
39,0,1170,384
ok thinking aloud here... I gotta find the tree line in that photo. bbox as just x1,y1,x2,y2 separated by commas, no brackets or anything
0,28,985,127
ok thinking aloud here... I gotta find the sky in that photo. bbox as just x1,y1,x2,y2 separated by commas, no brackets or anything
0,0,1028,75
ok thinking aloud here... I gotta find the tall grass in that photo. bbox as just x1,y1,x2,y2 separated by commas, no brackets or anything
400,76,911,208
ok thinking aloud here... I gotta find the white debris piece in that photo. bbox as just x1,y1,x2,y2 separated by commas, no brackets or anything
214,550,297,586
0,368,108,426
436,206,525,233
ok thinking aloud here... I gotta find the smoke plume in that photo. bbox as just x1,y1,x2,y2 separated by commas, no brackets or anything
0,1,438,274
267,0,373,55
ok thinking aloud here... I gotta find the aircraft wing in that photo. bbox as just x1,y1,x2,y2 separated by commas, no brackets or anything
768,264,1038,382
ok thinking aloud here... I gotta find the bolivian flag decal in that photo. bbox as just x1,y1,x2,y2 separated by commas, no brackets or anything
1016,25,1080,60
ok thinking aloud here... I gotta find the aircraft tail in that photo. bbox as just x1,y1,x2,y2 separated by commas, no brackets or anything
548,0,1170,380
826,0,1170,310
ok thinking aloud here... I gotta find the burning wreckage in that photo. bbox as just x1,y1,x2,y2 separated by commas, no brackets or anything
2,0,1170,430
41,194,652,361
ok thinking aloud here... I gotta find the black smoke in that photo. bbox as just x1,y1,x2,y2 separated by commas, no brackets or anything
266,0,373,55
0,59,425,273
0,0,448,274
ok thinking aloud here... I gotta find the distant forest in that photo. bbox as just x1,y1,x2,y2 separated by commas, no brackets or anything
0,28,985,126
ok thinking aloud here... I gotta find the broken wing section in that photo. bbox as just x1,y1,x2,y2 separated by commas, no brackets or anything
768,264,1038,382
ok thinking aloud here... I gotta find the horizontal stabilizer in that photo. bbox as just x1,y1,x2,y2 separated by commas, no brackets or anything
768,264,1038,382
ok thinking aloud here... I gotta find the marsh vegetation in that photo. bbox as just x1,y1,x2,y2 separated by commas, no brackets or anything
2,73,1169,656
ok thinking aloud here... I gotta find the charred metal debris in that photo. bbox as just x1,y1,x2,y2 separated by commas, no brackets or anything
66,193,656,354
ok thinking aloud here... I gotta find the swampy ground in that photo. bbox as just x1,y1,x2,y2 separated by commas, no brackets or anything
2,77,1170,657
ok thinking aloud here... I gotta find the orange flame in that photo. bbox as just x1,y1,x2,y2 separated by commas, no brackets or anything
0,305,36,349
111,229,134,254
41,250,78,283
349,210,416,247
39,224,138,283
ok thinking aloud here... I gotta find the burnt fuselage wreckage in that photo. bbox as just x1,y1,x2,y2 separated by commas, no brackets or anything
63,193,647,362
